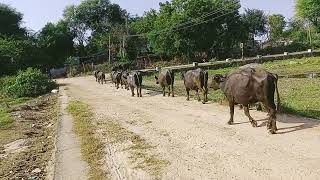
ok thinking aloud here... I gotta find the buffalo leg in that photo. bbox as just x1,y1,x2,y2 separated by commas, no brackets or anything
131,87,135,97
196,90,201,102
202,89,206,104
186,89,190,101
171,84,174,97
244,105,257,127
263,103,277,134
228,101,235,125
162,86,166,96
168,86,171,97
139,87,142,97
136,88,139,97
268,108,277,134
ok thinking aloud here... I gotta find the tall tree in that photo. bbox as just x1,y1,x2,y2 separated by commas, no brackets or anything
296,0,320,31
63,5,88,56
38,21,75,68
241,9,268,37
0,3,26,37
144,0,243,60
268,14,286,41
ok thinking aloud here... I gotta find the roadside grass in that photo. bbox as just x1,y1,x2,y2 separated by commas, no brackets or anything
0,97,31,129
207,57,320,76
67,101,108,180
100,120,169,177
278,79,320,119
144,57,320,120
0,94,59,179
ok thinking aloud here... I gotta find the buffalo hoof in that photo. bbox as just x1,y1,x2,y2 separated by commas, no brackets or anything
268,129,276,134
251,120,258,127
202,101,205,104
227,121,233,125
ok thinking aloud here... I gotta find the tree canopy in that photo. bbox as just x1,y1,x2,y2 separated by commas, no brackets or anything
0,3,26,37
296,0,320,31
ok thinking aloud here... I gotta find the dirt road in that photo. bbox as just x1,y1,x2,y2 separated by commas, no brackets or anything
58,76,320,180
54,88,88,180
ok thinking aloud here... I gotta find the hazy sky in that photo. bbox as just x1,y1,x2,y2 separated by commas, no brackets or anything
1,0,295,31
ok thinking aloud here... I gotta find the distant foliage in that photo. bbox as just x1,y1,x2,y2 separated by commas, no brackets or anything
296,0,320,32
6,68,57,98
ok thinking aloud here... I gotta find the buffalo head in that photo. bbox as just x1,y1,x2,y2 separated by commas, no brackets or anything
210,74,226,90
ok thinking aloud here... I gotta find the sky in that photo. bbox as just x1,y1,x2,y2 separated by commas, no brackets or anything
1,0,296,32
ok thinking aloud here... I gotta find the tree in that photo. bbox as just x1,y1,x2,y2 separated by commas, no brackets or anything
268,14,286,41
0,3,26,37
296,0,320,31
63,5,88,56
38,21,75,68
76,0,126,34
141,0,243,60
241,9,268,37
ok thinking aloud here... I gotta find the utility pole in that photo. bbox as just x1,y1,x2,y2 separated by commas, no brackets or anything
308,22,313,49
108,34,111,65
240,42,244,59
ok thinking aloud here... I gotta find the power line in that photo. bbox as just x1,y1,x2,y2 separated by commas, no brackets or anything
129,1,240,37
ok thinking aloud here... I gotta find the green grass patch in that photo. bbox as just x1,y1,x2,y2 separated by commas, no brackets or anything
278,79,320,119
0,96,31,129
67,101,109,180
0,108,13,129
206,57,320,76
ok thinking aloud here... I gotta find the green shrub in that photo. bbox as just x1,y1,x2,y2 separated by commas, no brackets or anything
0,76,16,94
6,68,57,98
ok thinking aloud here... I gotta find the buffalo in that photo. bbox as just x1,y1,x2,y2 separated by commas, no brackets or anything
181,68,208,104
94,70,100,82
126,71,143,97
155,69,175,97
121,71,130,90
97,71,105,84
210,68,280,134
111,71,122,89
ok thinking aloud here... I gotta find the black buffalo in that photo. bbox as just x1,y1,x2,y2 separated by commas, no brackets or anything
210,68,280,134
97,71,105,84
181,68,208,104
127,71,143,97
155,69,175,97
94,70,100,82
121,71,130,90
111,71,122,89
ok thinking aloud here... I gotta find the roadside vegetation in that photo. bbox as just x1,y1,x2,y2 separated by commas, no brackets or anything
0,67,58,179
144,57,320,120
67,101,108,180
0,95,58,179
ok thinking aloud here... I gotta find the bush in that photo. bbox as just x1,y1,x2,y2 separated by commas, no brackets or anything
0,76,16,94
6,68,57,98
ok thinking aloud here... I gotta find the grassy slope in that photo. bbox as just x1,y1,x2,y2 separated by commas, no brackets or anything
143,57,320,120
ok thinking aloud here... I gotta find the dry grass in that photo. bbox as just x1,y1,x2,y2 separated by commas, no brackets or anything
67,101,109,180
100,120,169,177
